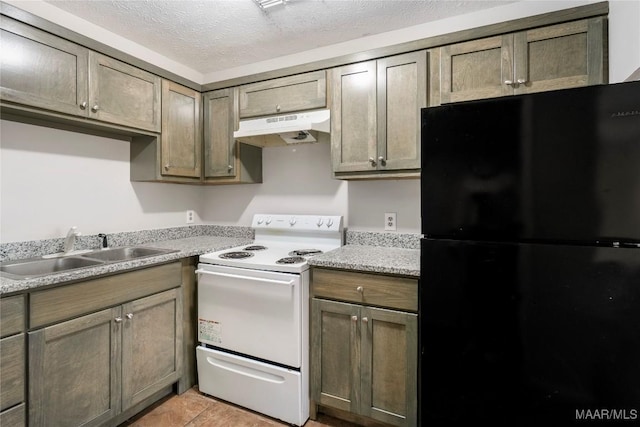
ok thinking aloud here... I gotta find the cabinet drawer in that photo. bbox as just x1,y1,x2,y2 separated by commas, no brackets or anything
239,70,326,118
0,403,25,427
0,295,25,338
0,334,25,411
30,262,182,328
311,268,418,312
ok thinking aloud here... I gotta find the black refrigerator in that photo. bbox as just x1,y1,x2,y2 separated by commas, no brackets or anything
419,81,640,426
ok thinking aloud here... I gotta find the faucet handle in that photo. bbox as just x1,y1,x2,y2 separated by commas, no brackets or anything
98,233,108,249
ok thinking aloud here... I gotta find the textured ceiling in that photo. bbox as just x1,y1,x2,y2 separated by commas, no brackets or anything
42,0,515,76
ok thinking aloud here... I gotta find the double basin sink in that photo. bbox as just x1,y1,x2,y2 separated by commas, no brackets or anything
0,246,178,280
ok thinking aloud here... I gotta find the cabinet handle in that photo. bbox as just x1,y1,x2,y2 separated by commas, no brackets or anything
517,78,527,85
79,101,88,110
351,315,358,322
114,317,123,323
369,157,377,167
504,79,513,86
362,317,369,323
91,105,100,113
356,286,364,293
126,313,134,320
378,156,386,166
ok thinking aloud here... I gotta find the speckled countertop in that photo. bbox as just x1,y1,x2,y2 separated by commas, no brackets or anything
308,245,420,277
0,235,251,296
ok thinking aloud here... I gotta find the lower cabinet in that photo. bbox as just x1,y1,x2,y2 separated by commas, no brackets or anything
0,295,26,426
311,270,418,427
27,263,183,427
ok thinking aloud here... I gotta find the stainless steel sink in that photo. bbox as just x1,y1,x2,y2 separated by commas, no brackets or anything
0,256,104,280
80,246,177,262
0,246,178,280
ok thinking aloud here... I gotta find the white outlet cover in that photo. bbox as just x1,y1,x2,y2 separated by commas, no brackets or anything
384,212,397,231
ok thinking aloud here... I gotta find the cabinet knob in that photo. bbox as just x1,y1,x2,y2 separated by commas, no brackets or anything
91,105,100,113
351,315,358,322
378,156,386,166
276,104,281,112
228,165,233,171
504,79,513,86
369,157,377,167
164,164,170,171
362,317,369,323
517,78,527,85
126,313,134,320
356,286,364,293
114,317,123,323
79,101,88,110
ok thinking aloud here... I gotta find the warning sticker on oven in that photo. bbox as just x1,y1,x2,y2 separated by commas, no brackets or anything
198,318,222,344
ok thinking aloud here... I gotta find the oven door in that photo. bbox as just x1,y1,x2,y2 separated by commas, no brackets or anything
197,263,303,368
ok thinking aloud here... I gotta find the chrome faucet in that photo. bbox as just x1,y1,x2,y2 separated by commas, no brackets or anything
63,226,81,254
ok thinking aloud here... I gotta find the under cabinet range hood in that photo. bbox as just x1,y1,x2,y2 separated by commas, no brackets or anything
233,109,330,147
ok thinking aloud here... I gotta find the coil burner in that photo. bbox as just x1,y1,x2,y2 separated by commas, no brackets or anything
244,245,268,251
276,256,306,265
289,249,323,257
219,251,254,260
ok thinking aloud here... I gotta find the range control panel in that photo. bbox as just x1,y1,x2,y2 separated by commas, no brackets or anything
251,214,343,232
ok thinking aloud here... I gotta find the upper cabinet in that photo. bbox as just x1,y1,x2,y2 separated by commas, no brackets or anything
89,52,161,132
203,88,262,184
238,70,327,118
0,16,89,118
331,51,426,179
1,17,161,132
161,80,202,179
430,17,607,104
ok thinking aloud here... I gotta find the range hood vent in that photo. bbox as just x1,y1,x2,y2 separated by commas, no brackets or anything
233,109,330,147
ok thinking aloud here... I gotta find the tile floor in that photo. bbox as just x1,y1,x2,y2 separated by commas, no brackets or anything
119,387,360,427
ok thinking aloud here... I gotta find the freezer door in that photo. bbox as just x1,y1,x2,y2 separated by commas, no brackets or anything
420,238,640,426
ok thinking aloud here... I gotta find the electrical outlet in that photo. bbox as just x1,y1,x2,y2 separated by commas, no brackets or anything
186,210,195,224
384,212,397,231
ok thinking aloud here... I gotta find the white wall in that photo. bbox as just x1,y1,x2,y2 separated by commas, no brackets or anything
1,0,638,242
0,120,203,242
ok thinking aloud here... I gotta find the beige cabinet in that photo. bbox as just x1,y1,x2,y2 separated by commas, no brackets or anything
310,269,418,427
0,295,26,427
0,17,161,132
331,51,426,179
161,80,202,179
238,70,326,118
28,263,183,427
203,88,263,184
431,17,607,104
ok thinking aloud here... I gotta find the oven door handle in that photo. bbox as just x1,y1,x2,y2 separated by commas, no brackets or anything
195,269,295,288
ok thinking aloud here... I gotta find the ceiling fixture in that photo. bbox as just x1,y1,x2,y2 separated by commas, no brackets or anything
254,0,288,10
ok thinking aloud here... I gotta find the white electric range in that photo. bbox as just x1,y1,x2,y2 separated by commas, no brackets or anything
196,214,343,426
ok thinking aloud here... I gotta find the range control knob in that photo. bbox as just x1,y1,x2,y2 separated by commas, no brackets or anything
257,217,264,224
289,217,297,226
316,218,324,227
326,218,334,228
265,217,272,225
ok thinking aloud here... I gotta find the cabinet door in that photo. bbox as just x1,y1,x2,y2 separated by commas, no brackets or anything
161,80,202,179
377,51,426,171
0,17,89,117
513,17,606,95
29,307,121,427
439,35,514,103
239,70,326,118
88,52,161,132
330,61,377,173
203,88,236,178
121,289,182,410
311,298,361,413
361,307,418,427
0,334,24,412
